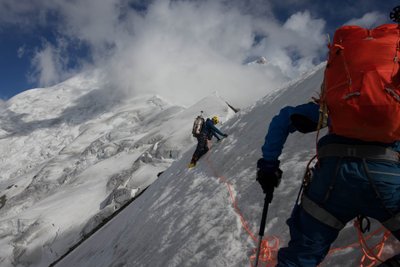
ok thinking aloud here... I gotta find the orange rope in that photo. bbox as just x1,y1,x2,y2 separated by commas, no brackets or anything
204,151,279,267
324,222,392,267
203,145,395,267
355,222,391,267
304,154,394,267
205,154,256,241
249,237,279,267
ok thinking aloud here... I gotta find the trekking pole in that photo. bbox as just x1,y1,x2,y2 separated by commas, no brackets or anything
254,187,274,267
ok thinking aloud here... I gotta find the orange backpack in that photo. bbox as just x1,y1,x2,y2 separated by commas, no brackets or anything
323,24,400,143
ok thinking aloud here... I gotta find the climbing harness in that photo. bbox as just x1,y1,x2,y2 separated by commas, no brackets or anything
205,141,400,267
300,144,398,266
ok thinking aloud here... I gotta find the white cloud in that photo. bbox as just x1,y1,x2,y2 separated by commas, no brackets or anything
283,11,326,71
102,1,277,107
97,1,327,107
247,11,326,77
1,0,328,107
17,45,26,58
0,1,34,26
51,0,122,53
345,12,386,28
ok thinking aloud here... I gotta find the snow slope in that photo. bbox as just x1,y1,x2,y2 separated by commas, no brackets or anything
55,64,399,267
0,71,235,267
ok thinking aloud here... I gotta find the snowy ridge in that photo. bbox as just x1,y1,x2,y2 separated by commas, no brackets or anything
54,64,398,267
2,63,398,267
0,73,234,267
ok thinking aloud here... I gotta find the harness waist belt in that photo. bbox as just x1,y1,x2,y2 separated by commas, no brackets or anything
318,144,400,162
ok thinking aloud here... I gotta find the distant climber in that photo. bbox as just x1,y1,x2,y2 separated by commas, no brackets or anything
189,115,228,168
256,21,400,266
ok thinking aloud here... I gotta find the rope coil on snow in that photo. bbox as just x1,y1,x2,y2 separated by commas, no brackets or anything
249,237,279,267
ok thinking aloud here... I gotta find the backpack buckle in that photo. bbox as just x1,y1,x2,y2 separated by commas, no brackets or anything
347,148,357,157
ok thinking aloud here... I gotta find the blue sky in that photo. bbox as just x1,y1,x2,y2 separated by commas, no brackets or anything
0,0,396,102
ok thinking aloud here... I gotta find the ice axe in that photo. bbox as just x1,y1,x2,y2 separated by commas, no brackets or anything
254,187,274,267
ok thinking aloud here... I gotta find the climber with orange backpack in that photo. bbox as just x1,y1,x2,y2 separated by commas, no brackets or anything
189,114,228,168
255,7,400,267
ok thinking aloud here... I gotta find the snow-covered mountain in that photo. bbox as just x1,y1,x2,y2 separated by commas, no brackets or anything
2,64,398,267
50,64,398,267
0,72,235,267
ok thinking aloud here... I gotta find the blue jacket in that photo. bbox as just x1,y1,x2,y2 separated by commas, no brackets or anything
202,118,226,141
262,103,400,266
261,102,400,161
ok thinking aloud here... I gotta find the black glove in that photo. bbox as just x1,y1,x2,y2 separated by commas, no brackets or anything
290,114,318,133
256,158,282,197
